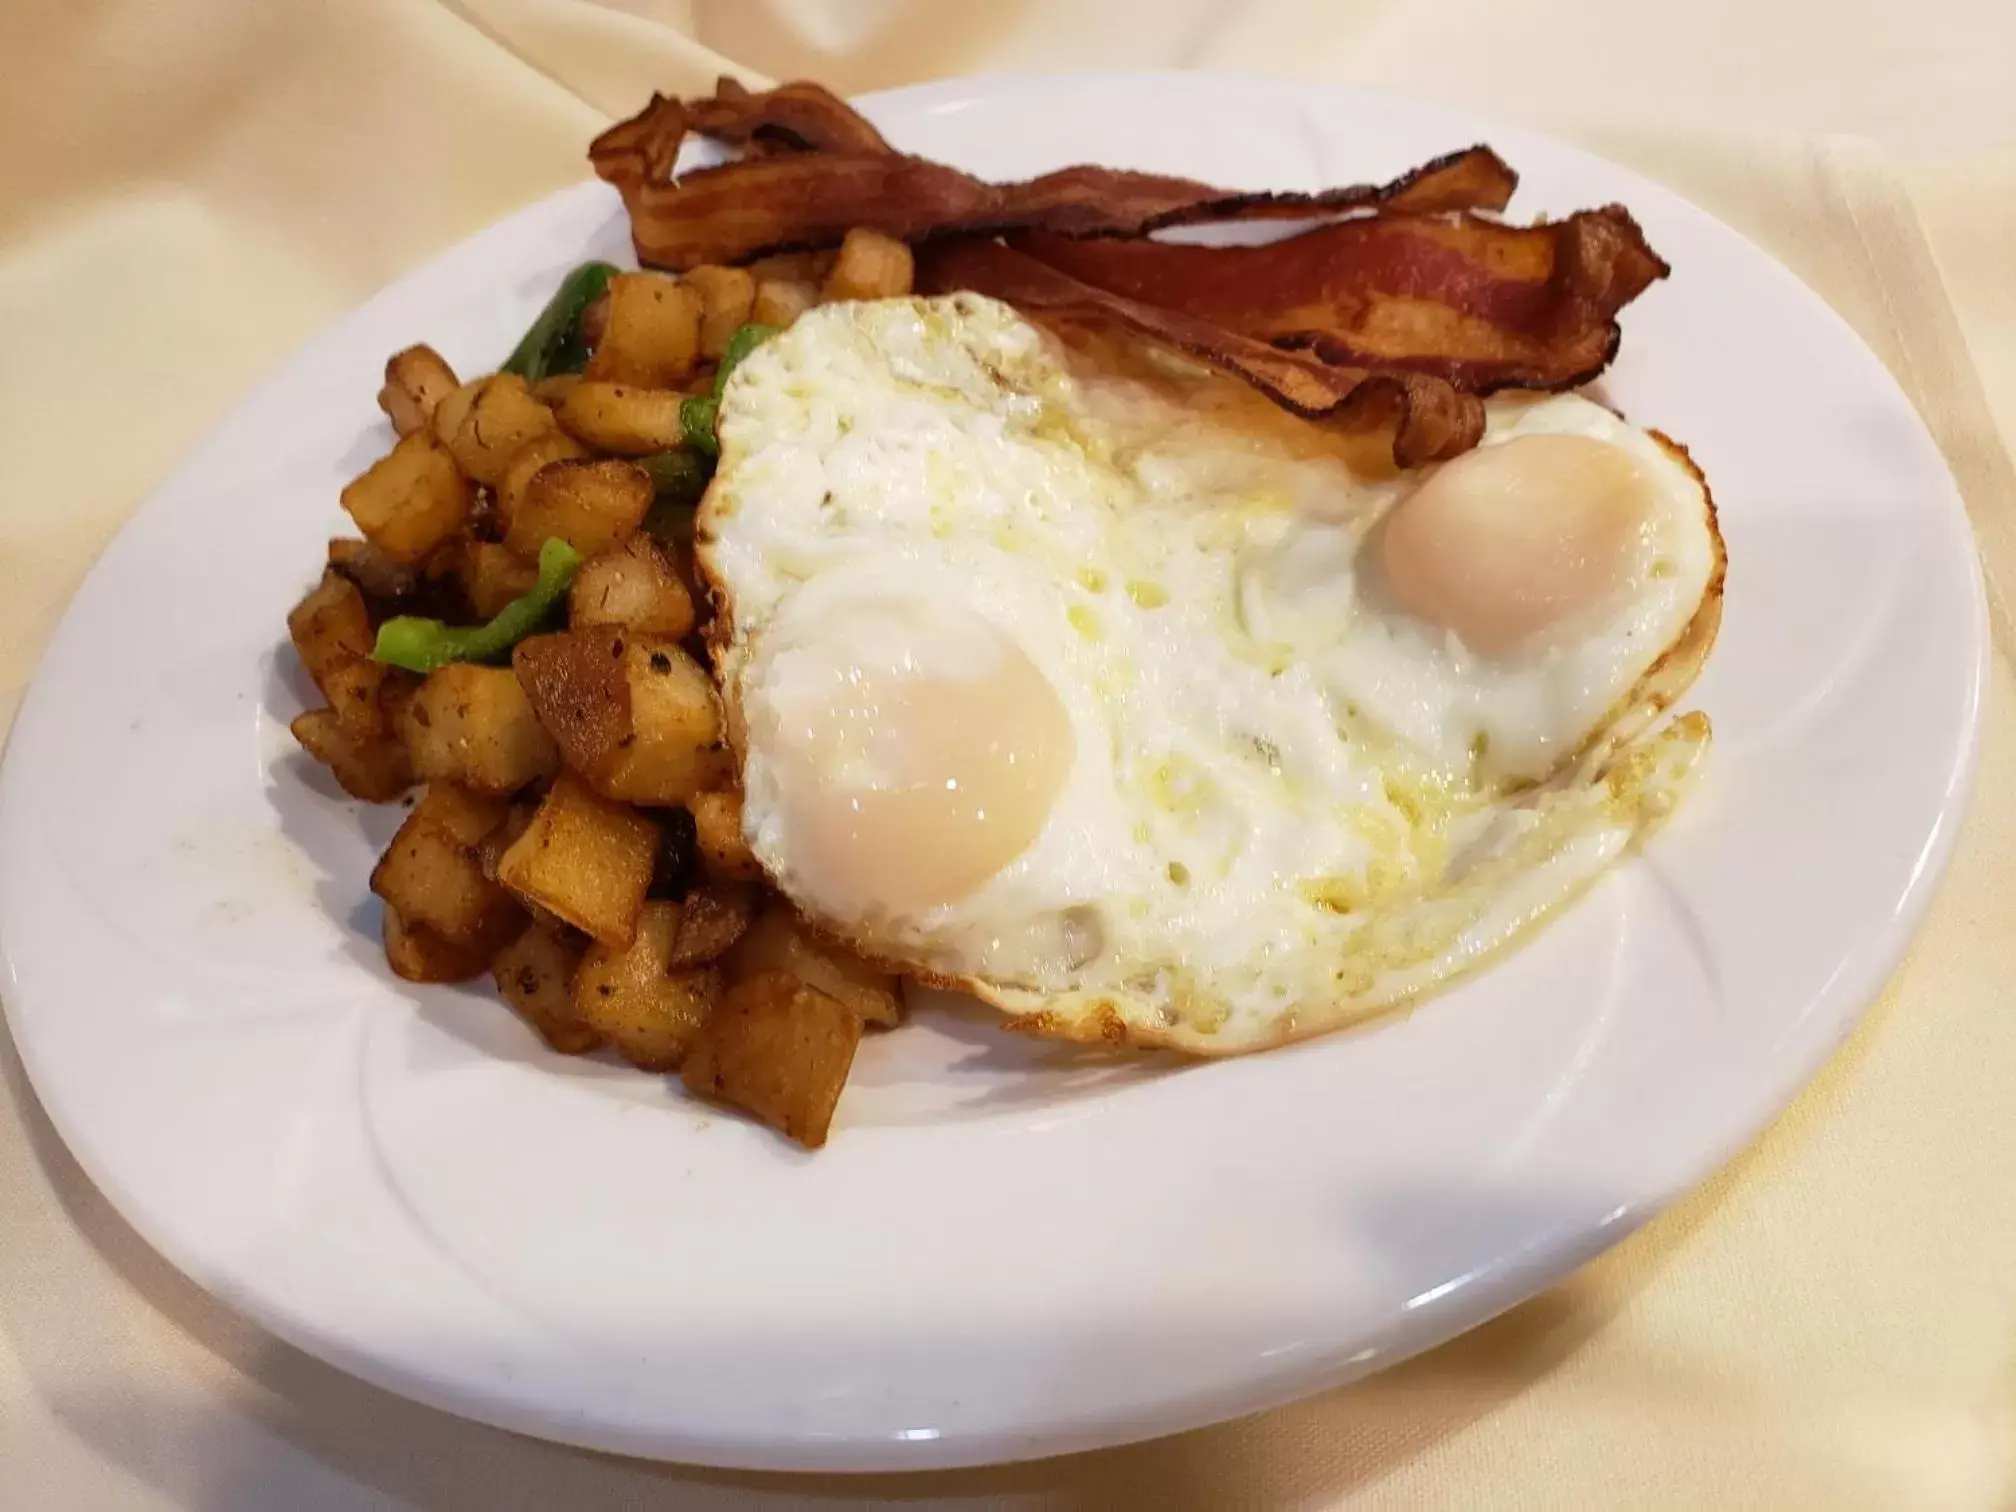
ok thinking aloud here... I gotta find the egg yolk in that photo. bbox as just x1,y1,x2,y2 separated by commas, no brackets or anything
1380,433,1651,658
751,603,1075,915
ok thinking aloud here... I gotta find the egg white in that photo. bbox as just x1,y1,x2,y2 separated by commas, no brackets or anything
699,294,1721,1051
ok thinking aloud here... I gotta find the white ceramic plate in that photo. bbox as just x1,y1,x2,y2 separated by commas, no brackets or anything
0,75,1984,1472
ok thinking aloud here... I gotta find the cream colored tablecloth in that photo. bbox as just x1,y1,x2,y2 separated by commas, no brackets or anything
5,3,2015,1507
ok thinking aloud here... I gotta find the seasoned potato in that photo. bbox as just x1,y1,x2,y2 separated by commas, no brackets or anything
430,378,484,448
682,265,757,358
503,458,653,560
663,880,758,967
371,784,524,951
752,278,818,329
457,541,540,618
573,901,725,1069
378,344,460,436
495,772,659,946
586,272,702,388
384,905,497,984
568,535,695,638
824,228,914,302
726,898,902,1027
689,788,761,881
286,568,399,734
291,706,414,802
399,664,559,795
514,628,731,805
339,429,472,567
492,920,599,1053
554,381,688,455
448,373,560,486
327,536,418,605
496,430,589,529
681,972,863,1148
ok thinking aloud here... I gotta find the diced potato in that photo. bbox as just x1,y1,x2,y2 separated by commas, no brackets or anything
371,784,524,950
554,381,688,455
609,638,733,803
726,898,902,1027
683,265,757,359
431,378,484,446
459,540,540,618
291,706,414,802
573,901,725,1069
503,458,653,560
448,373,560,486
496,430,589,531
384,905,497,984
681,972,863,1148
824,228,915,302
663,880,758,967
689,788,761,881
585,272,702,388
340,429,472,567
514,628,730,805
399,664,559,795
378,344,460,436
568,535,695,638
327,537,418,604
752,278,818,329
287,569,390,732
492,920,600,1054
495,772,659,946
473,798,538,883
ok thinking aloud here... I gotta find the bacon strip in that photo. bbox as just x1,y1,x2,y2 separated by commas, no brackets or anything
686,76,893,155
1013,206,1668,392
597,124,1517,270
917,239,1484,467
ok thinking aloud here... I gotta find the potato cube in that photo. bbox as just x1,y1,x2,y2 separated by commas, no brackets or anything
371,784,524,949
497,430,589,532
607,639,733,803
681,972,863,1147
573,901,724,1069
378,344,460,436
399,664,559,795
287,569,388,731
585,272,702,388
554,381,689,455
531,373,582,408
340,429,472,566
688,788,760,881
568,535,695,638
495,773,658,945
327,537,419,605
824,228,915,302
503,458,653,560
682,265,757,359
458,541,540,618
492,920,599,1053
751,278,818,329
663,880,758,967
726,898,901,1027
448,373,560,486
514,629,730,805
430,378,484,447
384,905,497,984
291,706,414,802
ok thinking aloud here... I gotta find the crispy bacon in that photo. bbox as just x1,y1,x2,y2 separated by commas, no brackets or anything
596,117,1518,270
686,76,893,155
917,239,1484,466
1012,206,1669,392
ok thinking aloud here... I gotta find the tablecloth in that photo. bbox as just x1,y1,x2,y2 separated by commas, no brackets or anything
4,3,2014,1506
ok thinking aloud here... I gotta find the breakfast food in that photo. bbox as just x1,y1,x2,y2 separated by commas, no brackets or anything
285,77,1717,1142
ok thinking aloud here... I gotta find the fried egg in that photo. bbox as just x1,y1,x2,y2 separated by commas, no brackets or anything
697,294,1723,1052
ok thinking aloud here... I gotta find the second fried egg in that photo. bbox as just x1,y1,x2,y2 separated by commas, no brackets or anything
698,294,1723,1052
